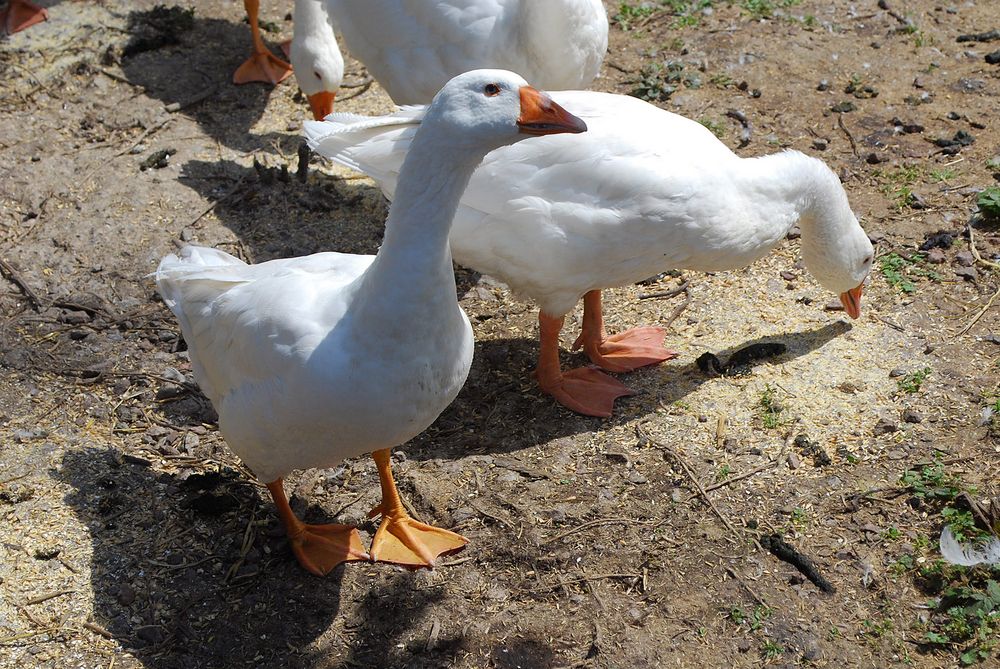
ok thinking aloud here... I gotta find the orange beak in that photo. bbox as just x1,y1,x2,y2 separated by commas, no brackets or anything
839,284,863,319
517,86,587,136
307,91,336,121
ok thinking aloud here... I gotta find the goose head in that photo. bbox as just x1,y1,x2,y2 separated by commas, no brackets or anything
797,164,874,319
420,69,587,153
290,0,343,120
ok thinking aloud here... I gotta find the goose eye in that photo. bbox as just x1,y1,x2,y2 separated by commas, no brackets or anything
314,71,322,81
863,255,872,265
483,83,501,97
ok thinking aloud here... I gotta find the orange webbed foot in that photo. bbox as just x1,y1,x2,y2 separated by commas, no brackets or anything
574,326,679,373
540,365,636,418
369,505,467,568
233,49,293,85
288,523,369,576
1,0,48,35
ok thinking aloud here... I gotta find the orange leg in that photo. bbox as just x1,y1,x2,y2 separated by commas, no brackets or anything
266,479,368,576
536,310,635,418
571,290,679,373
368,449,467,568
1,0,48,35
233,0,292,85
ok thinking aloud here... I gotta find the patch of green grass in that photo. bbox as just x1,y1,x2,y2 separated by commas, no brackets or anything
884,526,902,541
861,617,894,638
758,384,784,429
790,507,808,528
611,2,656,30
698,117,725,138
977,186,1000,221
986,157,1000,173
897,367,931,394
709,73,735,88
661,0,715,28
930,168,957,182
875,165,922,209
716,464,732,482
730,604,773,631
740,0,801,19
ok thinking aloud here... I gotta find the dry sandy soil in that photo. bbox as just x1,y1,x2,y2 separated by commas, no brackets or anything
1,1,999,667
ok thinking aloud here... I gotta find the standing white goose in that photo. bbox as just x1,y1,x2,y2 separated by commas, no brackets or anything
306,90,874,418
155,70,587,574
327,0,608,104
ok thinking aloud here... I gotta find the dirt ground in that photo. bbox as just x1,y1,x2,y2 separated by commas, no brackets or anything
1,1,999,667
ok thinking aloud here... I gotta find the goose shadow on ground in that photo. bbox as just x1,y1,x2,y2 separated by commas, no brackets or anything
117,7,297,154
55,447,560,668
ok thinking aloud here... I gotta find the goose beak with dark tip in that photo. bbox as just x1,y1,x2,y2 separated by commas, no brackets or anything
308,91,336,121
517,86,587,136
839,284,863,319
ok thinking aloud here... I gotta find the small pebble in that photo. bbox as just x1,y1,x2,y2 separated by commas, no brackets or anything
925,248,946,264
902,409,923,423
955,266,978,282
816,80,830,91
811,138,828,151
954,250,974,267
787,453,801,470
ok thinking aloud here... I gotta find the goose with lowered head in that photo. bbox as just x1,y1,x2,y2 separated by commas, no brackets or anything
155,70,586,573
306,89,874,418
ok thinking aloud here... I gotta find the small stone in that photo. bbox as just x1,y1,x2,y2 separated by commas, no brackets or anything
697,414,708,423
831,101,856,113
986,50,1000,65
955,266,978,282
749,447,763,456
954,250,975,267
889,368,906,378
116,583,137,606
812,138,828,151
824,299,844,312
58,310,91,325
628,471,648,485
865,152,887,164
785,225,801,240
902,409,923,423
670,489,683,503
873,416,898,435
787,453,801,470
867,230,886,244
925,248,946,264
179,228,193,242
738,639,752,653
887,449,907,460
908,192,929,209
780,271,797,281
816,80,830,91
161,367,186,383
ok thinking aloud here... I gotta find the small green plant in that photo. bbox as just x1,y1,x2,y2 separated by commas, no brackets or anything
923,580,1000,666
628,61,699,102
730,604,773,631
879,252,940,293
884,526,902,541
761,639,784,659
898,367,931,394
790,507,808,528
977,187,1000,221
758,384,784,428
941,508,991,544
900,460,964,502
716,464,732,482
875,165,921,209
861,617,894,638
698,117,725,138
986,157,1000,173
930,168,957,182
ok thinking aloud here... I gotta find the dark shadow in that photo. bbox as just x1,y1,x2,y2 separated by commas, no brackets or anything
382,320,854,462
177,159,388,262
55,447,348,669
117,8,295,153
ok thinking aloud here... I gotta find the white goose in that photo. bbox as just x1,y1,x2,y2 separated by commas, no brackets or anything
155,70,586,574
306,90,874,418
328,0,609,104
234,0,342,121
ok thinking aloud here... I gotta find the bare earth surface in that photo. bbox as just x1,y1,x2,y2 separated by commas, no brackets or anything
1,1,999,667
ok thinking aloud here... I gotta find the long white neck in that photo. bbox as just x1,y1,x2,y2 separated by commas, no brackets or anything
293,0,333,40
355,123,488,314
699,151,855,272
